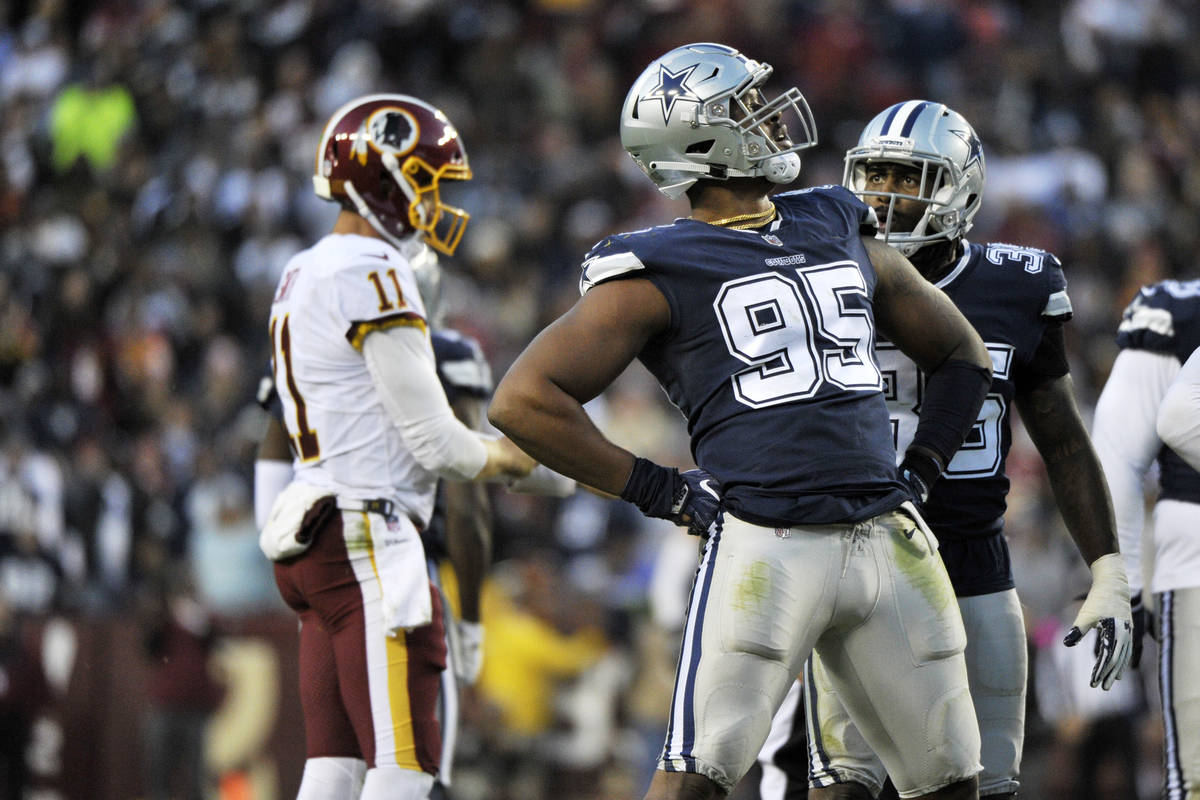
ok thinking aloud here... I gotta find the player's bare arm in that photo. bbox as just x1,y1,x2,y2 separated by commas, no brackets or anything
259,415,293,461
1016,374,1119,564
869,234,991,500
489,277,670,496
1024,372,1131,689
868,235,989,374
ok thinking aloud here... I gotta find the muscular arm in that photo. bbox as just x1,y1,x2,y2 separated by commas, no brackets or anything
444,394,492,623
868,237,989,374
1016,374,1119,564
868,236,991,476
489,278,670,495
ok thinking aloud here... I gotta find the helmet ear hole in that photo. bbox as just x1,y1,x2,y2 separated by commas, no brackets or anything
686,139,716,155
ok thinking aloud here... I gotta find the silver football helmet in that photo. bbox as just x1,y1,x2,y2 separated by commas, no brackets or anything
620,42,818,199
409,241,445,327
843,100,985,256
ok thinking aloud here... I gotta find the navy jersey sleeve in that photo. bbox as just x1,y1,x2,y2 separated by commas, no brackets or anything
579,234,649,294
1040,252,1072,322
775,184,879,236
432,329,493,406
1015,246,1072,385
1116,280,1200,361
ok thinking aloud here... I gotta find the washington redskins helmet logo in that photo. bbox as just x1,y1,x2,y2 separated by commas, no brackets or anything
350,107,420,165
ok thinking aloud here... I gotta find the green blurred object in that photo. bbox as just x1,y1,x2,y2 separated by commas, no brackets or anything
49,84,136,173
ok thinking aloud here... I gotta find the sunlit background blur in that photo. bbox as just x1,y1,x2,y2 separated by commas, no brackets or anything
0,0,1194,797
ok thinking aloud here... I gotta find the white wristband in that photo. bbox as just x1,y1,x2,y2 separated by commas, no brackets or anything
1072,553,1131,632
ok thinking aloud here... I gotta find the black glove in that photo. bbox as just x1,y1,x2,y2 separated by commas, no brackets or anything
1129,591,1155,669
620,457,723,536
898,451,940,508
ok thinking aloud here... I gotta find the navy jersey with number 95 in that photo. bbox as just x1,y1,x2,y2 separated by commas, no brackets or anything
579,185,908,527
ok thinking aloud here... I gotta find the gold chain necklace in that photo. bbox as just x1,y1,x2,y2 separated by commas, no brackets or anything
701,202,777,230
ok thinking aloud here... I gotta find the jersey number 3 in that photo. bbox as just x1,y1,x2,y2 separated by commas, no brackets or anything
715,262,882,408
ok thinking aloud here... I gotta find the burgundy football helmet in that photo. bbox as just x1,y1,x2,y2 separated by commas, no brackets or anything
313,94,472,255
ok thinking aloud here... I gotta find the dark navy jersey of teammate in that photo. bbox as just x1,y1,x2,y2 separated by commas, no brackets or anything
257,367,285,424
878,241,1072,595
1116,279,1200,505
426,329,493,559
580,185,908,526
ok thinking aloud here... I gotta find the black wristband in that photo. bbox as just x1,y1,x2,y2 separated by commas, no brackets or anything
619,457,677,518
912,358,992,466
899,449,941,490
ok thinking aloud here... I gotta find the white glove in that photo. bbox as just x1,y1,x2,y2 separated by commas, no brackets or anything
449,619,484,685
1063,553,1133,690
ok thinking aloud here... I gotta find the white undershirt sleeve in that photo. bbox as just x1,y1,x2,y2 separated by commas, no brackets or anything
254,459,295,530
1092,348,1180,594
362,325,489,481
1157,347,1200,472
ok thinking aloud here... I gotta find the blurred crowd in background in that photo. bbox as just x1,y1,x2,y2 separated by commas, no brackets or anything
0,0,1196,797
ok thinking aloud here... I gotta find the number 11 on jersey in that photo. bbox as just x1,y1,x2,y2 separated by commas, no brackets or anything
270,314,321,462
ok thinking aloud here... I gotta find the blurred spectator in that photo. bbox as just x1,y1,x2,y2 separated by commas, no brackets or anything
0,591,52,798
1034,601,1151,799
48,78,135,174
471,554,608,798
185,462,277,614
0,0,1194,795
140,569,225,800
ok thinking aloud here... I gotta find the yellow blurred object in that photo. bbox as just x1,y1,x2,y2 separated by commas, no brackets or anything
49,84,136,172
476,577,606,736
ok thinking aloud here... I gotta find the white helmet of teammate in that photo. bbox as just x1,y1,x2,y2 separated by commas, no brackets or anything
843,100,986,257
620,42,818,199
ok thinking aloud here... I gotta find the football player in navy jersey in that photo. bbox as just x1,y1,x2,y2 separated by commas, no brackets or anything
490,44,994,800
1094,281,1200,800
743,101,1133,800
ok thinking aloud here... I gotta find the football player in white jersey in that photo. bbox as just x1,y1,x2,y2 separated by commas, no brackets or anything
261,94,535,800
1095,285,1200,800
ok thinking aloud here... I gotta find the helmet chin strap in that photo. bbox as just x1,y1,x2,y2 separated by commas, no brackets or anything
344,181,420,252
649,153,801,189
763,152,801,184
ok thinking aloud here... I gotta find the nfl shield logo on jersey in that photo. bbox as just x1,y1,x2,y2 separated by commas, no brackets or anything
762,233,783,246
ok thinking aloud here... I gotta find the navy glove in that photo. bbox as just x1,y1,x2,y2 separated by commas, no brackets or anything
620,457,723,536
898,451,940,508
1129,591,1155,669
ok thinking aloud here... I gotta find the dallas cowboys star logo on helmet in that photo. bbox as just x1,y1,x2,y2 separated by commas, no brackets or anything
644,63,701,124
949,127,984,170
